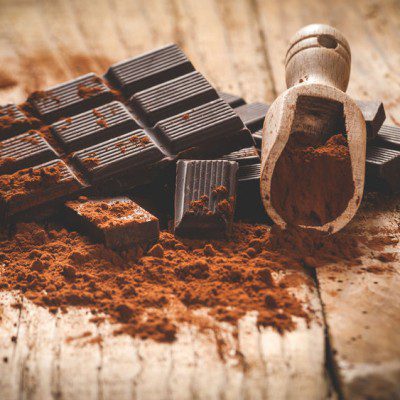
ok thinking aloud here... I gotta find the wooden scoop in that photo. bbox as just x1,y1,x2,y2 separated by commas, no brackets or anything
260,24,366,234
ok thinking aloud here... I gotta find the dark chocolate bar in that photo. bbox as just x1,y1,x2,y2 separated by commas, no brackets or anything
252,129,262,148
28,73,114,122
0,159,82,222
233,103,269,132
64,197,159,249
130,71,218,125
153,99,253,157
72,129,167,184
355,100,386,140
0,131,57,175
105,44,195,96
375,125,400,151
0,104,33,140
218,92,246,108
51,101,138,152
221,147,260,165
366,146,400,192
174,160,238,237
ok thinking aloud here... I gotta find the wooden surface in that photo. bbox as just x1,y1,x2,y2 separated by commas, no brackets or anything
0,0,399,399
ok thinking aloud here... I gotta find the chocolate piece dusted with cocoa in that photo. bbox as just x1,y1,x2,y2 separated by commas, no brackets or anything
233,103,269,132
28,73,114,122
72,130,167,186
221,147,260,165
130,71,219,125
51,101,138,152
0,104,33,140
366,146,400,192
153,99,254,158
0,159,82,223
355,100,386,140
105,44,195,96
0,130,57,175
218,92,246,108
174,160,238,237
64,197,159,250
375,125,400,151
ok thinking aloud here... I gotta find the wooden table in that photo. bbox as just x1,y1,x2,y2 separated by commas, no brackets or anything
0,1,399,399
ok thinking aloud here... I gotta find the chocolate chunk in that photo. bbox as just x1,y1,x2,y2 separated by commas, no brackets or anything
252,129,262,149
130,71,218,125
0,159,82,223
218,92,246,108
355,100,386,140
72,130,167,185
51,101,138,152
28,73,114,122
375,125,400,151
64,197,159,250
174,160,238,237
0,131,57,175
153,99,254,157
233,103,269,132
221,147,260,165
0,104,33,140
366,146,400,192
105,44,195,96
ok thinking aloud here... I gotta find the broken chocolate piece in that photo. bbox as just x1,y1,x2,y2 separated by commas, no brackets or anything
130,71,218,125
355,100,386,140
28,73,114,122
51,101,138,152
64,196,159,250
0,159,82,223
366,146,400,192
233,103,269,132
218,92,246,108
0,130,57,175
0,104,33,140
105,44,195,96
174,160,238,237
153,99,254,157
375,125,400,151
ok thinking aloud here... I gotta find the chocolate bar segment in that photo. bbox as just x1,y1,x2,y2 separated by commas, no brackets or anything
252,129,262,148
51,101,138,152
233,103,269,132
153,99,254,157
375,125,400,151
366,146,400,192
105,44,195,96
28,73,114,122
64,197,159,250
218,92,246,108
130,71,218,125
221,147,260,165
72,129,166,184
0,104,33,140
355,100,386,140
174,160,238,237
0,131,57,175
0,159,82,223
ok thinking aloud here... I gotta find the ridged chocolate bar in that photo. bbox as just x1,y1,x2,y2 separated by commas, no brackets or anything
0,159,82,222
375,125,400,151
51,101,138,152
0,131,57,175
221,147,260,165
366,146,400,192
233,103,269,132
105,44,195,96
0,104,33,140
218,92,246,108
28,73,114,121
72,129,166,184
355,100,386,140
174,160,238,237
153,99,253,157
64,197,159,250
252,129,262,148
130,71,218,125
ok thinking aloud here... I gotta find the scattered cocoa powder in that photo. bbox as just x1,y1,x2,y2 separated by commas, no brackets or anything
271,134,355,227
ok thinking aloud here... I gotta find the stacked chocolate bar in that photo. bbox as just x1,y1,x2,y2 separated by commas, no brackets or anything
0,45,254,225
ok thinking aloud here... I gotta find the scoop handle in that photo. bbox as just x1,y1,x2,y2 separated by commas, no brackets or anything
285,24,351,92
